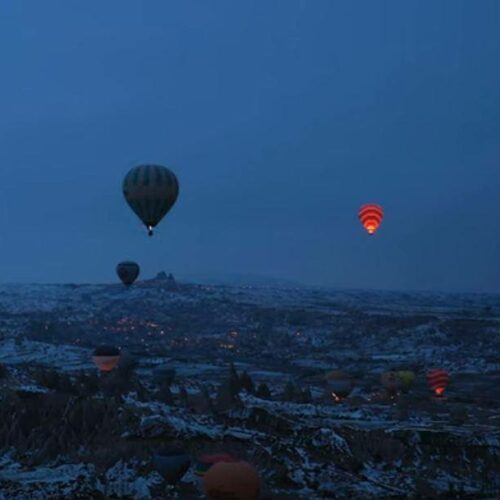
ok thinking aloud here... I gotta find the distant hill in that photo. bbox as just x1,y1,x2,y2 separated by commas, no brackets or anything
179,272,304,288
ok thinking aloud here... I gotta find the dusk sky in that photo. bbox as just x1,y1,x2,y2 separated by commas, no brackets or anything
0,1,499,292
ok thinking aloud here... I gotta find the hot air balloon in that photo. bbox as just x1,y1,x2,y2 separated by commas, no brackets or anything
123,164,179,236
381,371,402,397
397,371,416,393
152,450,190,485
427,369,450,397
203,461,261,500
325,370,354,402
194,453,238,478
116,261,140,286
92,345,120,372
358,203,384,235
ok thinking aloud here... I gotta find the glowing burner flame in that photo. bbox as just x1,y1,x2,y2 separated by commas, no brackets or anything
331,392,342,403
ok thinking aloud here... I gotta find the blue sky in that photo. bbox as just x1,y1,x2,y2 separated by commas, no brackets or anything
0,1,499,292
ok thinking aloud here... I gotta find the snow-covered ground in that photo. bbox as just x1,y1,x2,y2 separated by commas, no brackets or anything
0,281,498,498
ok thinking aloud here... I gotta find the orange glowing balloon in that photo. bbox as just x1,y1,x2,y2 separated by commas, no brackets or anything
203,461,260,500
92,345,120,372
427,369,450,397
358,204,384,235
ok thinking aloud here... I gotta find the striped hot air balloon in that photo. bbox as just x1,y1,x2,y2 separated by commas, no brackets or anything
123,164,179,236
116,261,140,286
427,369,450,397
358,203,384,235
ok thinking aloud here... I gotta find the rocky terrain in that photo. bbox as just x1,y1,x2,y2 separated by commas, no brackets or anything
0,278,499,498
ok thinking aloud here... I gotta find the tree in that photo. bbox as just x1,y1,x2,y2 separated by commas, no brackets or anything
196,384,213,413
284,381,297,401
256,383,271,399
156,368,176,387
40,369,60,390
215,380,242,412
75,371,99,396
179,385,188,406
57,373,75,394
228,363,241,396
118,351,138,379
301,387,312,403
240,371,255,394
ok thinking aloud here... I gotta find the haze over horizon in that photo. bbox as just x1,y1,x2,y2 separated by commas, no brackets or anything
1,1,499,293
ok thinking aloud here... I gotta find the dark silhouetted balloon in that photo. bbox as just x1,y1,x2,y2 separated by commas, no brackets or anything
359,203,384,235
381,371,402,397
123,164,179,236
203,461,260,500
116,261,140,286
325,370,353,401
427,369,450,396
152,450,190,485
92,345,120,372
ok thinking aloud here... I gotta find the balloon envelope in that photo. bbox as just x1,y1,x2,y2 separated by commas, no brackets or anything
358,203,384,235
397,371,416,392
152,451,190,484
92,345,120,372
325,370,353,400
123,164,179,236
203,461,260,500
381,371,402,396
116,261,140,286
427,369,450,396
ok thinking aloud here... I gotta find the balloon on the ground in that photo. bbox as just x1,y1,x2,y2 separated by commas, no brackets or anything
116,261,140,286
397,371,416,392
152,450,190,484
359,203,384,235
381,371,402,396
325,370,354,401
427,369,450,396
123,164,179,236
203,461,261,500
92,346,120,372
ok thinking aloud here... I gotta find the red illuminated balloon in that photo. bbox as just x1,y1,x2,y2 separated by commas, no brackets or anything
358,204,384,235
427,369,450,397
